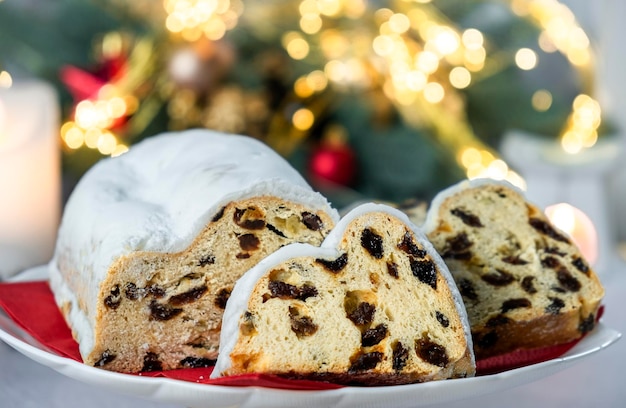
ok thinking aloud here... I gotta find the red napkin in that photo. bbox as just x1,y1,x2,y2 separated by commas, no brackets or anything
0,280,591,387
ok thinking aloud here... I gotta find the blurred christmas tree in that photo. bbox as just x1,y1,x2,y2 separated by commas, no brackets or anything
0,0,605,207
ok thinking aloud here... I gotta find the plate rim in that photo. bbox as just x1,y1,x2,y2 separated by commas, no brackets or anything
1,266,622,408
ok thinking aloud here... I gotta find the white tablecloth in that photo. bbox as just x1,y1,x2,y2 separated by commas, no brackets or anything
1,256,625,408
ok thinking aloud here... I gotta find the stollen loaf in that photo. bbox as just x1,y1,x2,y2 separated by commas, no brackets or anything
423,179,604,359
212,203,475,385
49,129,339,373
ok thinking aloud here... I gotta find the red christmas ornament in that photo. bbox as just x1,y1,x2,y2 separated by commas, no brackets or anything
308,126,356,186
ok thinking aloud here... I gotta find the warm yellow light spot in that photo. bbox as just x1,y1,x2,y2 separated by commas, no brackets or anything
97,131,118,155
300,14,323,34
510,0,530,16
449,66,471,89
321,30,349,59
389,13,410,34
415,51,439,74
84,127,102,149
462,28,484,51
307,70,328,91
430,26,460,56
532,89,553,111
286,37,310,60
480,149,495,167
324,60,347,82
464,47,486,70
204,19,227,41
294,77,314,99
292,108,315,131
538,31,558,53
373,35,395,57
112,144,129,157
299,0,318,15
165,14,185,33
63,125,85,149
561,130,583,154
317,0,341,17
567,48,591,67
344,0,366,19
545,203,598,264
460,147,482,169
405,71,427,92
515,48,538,70
423,82,445,103
0,71,12,88
484,159,509,180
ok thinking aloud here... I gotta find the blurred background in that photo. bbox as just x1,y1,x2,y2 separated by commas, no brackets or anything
0,0,624,278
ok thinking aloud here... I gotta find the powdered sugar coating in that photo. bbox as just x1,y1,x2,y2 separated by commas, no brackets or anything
212,202,474,378
48,129,339,359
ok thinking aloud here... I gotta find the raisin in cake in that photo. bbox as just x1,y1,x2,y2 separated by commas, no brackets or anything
423,179,604,360
212,203,475,385
48,129,339,373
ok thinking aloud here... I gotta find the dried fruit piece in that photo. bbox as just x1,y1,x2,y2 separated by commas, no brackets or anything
486,315,511,327
289,306,318,338
238,234,260,251
529,218,570,243
104,285,122,309
442,232,473,260
501,255,528,265
180,357,215,368
571,257,590,275
233,207,266,230
214,287,232,309
392,341,409,372
541,256,561,269
198,254,215,267
545,297,565,314
315,253,348,273
435,311,450,328
475,331,498,349
268,281,318,301
578,314,595,334
397,231,426,258
124,283,140,300
501,298,531,313
458,278,478,301
415,338,449,367
149,300,183,321
386,261,399,279
169,285,208,306
450,208,483,227
556,268,581,292
266,223,287,238
141,352,163,372
301,212,323,231
346,301,376,326
348,351,383,373
521,276,537,294
361,324,388,347
481,269,515,286
211,206,225,222
94,350,116,367
410,258,437,289
361,228,384,259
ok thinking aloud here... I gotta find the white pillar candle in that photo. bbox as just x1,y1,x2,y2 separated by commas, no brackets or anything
0,80,61,279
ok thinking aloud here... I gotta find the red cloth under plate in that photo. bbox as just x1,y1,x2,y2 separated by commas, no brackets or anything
0,280,589,389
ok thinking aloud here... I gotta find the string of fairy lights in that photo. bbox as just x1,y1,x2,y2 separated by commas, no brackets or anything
51,0,602,189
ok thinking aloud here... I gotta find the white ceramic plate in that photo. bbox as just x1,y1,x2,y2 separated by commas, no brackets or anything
0,266,621,408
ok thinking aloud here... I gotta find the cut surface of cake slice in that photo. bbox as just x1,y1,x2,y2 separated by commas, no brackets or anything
48,129,339,373
423,179,604,360
212,203,475,385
